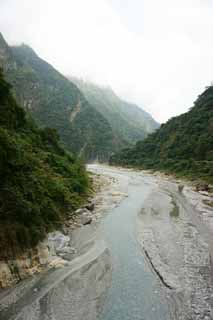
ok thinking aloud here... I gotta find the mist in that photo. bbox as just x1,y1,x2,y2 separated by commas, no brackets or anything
1,0,213,122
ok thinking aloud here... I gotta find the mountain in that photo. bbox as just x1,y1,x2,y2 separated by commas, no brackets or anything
0,33,116,161
70,77,159,145
110,87,213,183
0,33,159,161
0,69,89,257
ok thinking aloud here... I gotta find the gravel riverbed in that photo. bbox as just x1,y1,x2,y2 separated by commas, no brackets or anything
1,164,212,320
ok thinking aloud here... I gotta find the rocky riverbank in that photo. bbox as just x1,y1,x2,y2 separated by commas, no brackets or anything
137,172,213,320
1,164,212,320
0,167,130,320
0,171,123,289
89,164,213,319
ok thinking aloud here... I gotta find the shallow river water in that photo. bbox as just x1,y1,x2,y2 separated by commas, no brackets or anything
90,166,170,320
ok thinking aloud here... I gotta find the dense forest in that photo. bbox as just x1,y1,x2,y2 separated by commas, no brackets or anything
0,70,89,258
110,87,213,183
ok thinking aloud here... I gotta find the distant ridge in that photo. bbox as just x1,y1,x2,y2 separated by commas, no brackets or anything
70,77,159,145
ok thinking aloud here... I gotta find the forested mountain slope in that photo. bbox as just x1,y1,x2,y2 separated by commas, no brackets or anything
70,78,159,144
0,70,89,257
0,33,115,161
110,87,213,183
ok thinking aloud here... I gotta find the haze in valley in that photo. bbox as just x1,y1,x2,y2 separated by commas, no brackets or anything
1,0,213,122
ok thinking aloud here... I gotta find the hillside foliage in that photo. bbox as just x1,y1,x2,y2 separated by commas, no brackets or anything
0,70,89,258
110,87,213,183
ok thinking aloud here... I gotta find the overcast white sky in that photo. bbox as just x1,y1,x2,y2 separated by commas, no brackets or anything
1,0,213,122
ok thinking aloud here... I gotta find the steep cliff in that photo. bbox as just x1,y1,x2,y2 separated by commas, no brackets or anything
0,33,115,161
0,69,89,276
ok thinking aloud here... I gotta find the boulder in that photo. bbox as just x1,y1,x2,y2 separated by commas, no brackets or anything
49,257,68,268
48,232,70,254
195,183,209,192
75,208,89,215
85,202,95,211
80,213,92,225
74,208,93,225
57,246,77,260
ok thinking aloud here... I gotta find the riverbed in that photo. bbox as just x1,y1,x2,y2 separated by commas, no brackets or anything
89,164,213,320
0,164,212,320
94,166,170,320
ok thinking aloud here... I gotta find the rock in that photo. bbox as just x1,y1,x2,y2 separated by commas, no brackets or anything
0,246,48,288
48,232,70,254
74,208,93,225
110,191,128,197
75,208,89,215
49,257,68,268
0,262,14,288
85,202,95,211
199,191,210,196
67,211,74,218
59,246,76,254
195,183,209,192
48,231,78,260
57,246,77,260
0,230,77,288
37,240,50,265
80,213,92,225
73,222,83,228
62,225,70,235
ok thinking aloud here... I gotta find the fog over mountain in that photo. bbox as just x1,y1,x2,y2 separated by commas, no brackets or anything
1,0,213,122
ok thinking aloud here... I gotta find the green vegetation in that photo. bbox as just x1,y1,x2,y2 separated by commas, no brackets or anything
0,33,115,161
0,70,89,258
71,77,159,147
110,87,213,183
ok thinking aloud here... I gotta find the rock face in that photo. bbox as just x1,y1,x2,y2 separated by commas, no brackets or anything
0,230,78,288
0,241,50,288
0,228,82,288
0,196,98,289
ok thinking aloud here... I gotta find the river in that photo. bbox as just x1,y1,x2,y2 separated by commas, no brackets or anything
0,164,212,319
90,164,213,320
96,166,170,320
